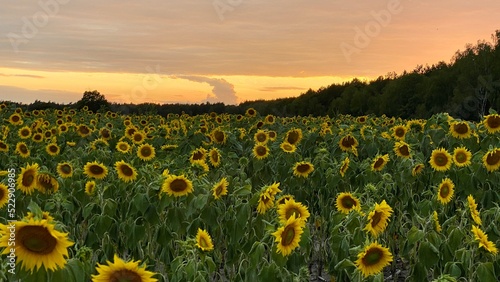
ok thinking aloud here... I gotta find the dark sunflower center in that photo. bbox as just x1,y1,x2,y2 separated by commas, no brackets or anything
133,134,143,142
281,225,296,247
287,131,300,145
215,184,224,196
60,125,67,132
256,133,267,143
455,152,467,163
283,144,293,151
127,128,136,136
120,165,134,177
362,248,383,266
486,151,500,166
374,158,385,169
248,109,255,115
454,123,469,134
341,136,355,148
49,145,58,153
440,184,450,198
119,144,128,151
296,164,311,173
192,151,204,160
141,147,152,157
211,152,219,163
79,126,90,135
199,237,209,248
0,188,4,200
109,269,142,282
45,132,52,138
487,116,500,129
214,131,225,142
0,142,6,149
22,172,35,187
170,179,188,192
90,165,105,175
34,134,42,141
19,144,28,154
434,153,448,166
256,146,267,156
395,128,405,137
371,211,383,227
341,196,355,209
11,115,20,122
285,208,300,219
61,164,72,174
21,129,30,136
398,145,409,156
268,132,276,138
101,130,110,138
18,226,57,255
267,116,274,123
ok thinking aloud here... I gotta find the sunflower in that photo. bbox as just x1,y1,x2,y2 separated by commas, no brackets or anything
137,143,156,161
433,211,442,233
364,200,393,237
8,113,23,125
253,144,270,160
189,147,207,164
92,254,158,282
285,128,303,145
449,121,472,139
483,114,500,134
391,125,407,140
245,108,257,117
437,178,454,205
276,194,295,206
18,126,32,139
161,175,194,197
272,214,305,256
277,199,310,224
116,141,131,154
355,242,393,277
212,178,229,199
335,192,361,214
429,148,452,172
293,161,314,178
254,130,269,144
56,162,73,178
280,142,296,153
24,211,54,223
58,124,69,133
99,128,112,140
482,148,500,172
0,219,74,272
17,163,39,194
115,160,138,183
0,141,9,152
466,195,481,226
211,128,227,144
36,173,59,194
85,181,97,196
46,143,60,156
257,191,274,214
131,131,146,144
83,161,108,179
76,124,92,138
31,133,44,143
0,184,8,209
334,158,349,179
208,148,221,167
15,142,30,158
339,134,359,153
195,228,214,252
453,147,472,167
394,141,411,158
412,163,425,176
371,154,389,172
471,225,498,255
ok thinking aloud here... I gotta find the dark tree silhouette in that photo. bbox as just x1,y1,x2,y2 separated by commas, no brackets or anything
75,90,110,112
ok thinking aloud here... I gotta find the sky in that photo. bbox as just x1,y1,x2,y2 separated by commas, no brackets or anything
0,0,499,105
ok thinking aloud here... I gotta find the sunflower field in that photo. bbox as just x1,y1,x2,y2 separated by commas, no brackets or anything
1,102,500,281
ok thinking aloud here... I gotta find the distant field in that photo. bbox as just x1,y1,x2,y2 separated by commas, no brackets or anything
1,104,500,281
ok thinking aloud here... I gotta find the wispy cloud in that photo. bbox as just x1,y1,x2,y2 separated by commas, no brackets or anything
170,75,238,105
0,85,80,104
0,73,44,79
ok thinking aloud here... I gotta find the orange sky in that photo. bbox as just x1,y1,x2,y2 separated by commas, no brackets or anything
1,0,499,105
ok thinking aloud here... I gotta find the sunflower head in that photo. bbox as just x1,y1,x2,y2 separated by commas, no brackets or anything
339,134,358,152
429,148,452,171
92,254,158,282
211,128,227,144
115,160,138,183
83,161,108,179
394,141,411,158
36,173,59,194
449,121,472,139
245,108,257,117
483,114,500,134
293,161,314,178
364,200,393,237
85,181,97,196
272,214,305,256
137,143,156,161
195,228,214,252
277,199,310,224
253,144,270,160
437,178,455,205
161,175,194,197
17,163,39,194
0,184,8,209
208,148,221,167
116,141,131,154
453,147,472,167
280,142,296,153
482,148,500,172
371,154,389,172
77,124,92,137
16,142,30,158
355,242,393,277
18,126,32,139
46,143,60,156
285,128,303,145
254,130,269,144
335,192,361,214
190,147,207,164
471,225,498,255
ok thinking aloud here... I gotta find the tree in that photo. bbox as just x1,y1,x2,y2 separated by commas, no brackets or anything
76,90,110,112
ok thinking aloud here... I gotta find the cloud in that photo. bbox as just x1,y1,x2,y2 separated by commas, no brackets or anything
0,85,81,104
259,86,307,92
170,75,238,105
0,73,44,78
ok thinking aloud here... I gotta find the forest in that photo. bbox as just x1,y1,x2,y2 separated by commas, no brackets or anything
6,30,500,121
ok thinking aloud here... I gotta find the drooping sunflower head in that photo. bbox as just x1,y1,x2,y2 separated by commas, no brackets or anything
99,128,112,140
195,228,214,252
471,225,498,255
92,254,158,282
394,141,411,158
85,181,97,196
36,173,59,194
254,130,269,144
272,214,305,257
293,161,314,178
17,163,39,194
432,211,442,233
449,121,472,139
285,128,303,145
212,177,229,199
137,143,156,161
483,114,500,134
412,163,425,176
46,143,60,156
280,142,296,153
437,178,455,205
208,148,221,167
335,192,361,214
482,148,500,172
339,157,350,177
339,134,358,152
355,242,393,278
364,200,393,237
276,194,295,206
253,144,270,160
467,195,482,226
0,219,74,273
115,160,138,183
161,175,194,197
83,161,108,179
277,199,310,224
257,191,274,214
16,142,30,158
453,147,472,167
371,154,389,172
429,148,452,171
57,162,73,178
